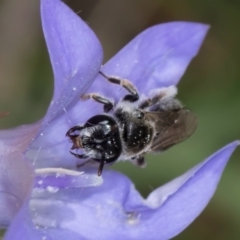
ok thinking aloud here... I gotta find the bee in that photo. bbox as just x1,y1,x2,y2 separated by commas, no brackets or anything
66,71,197,176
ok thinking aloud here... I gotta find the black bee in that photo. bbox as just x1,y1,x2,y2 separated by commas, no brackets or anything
66,71,197,176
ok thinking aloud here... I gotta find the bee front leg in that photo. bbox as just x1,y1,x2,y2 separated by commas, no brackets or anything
99,71,139,102
66,125,84,137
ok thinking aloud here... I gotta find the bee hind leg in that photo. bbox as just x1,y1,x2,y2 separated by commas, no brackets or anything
99,71,139,102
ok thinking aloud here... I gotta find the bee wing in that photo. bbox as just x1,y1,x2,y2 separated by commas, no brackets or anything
145,109,197,152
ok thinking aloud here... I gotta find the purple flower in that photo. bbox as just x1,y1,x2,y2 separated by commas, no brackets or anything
0,0,239,239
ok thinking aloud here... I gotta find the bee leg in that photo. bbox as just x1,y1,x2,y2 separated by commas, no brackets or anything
99,71,139,102
139,99,152,109
66,126,84,142
139,92,170,109
81,93,114,112
70,152,88,159
66,125,84,137
131,155,146,168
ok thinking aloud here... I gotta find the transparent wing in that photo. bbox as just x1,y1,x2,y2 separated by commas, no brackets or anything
145,109,198,152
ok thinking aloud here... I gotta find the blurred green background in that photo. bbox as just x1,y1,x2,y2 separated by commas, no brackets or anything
0,0,240,239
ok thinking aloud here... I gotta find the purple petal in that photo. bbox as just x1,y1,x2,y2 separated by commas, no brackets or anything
0,121,41,155
25,113,79,169
40,0,103,129
3,202,44,240
88,22,209,101
141,141,239,239
8,141,238,240
0,152,33,228
4,169,103,240
25,0,104,167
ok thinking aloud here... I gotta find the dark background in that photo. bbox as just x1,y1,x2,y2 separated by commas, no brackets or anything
0,0,240,239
